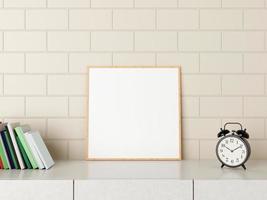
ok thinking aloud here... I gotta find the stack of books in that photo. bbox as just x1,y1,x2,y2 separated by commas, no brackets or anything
0,122,54,170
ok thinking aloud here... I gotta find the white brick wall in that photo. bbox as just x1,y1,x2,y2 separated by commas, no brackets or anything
200,10,243,30
26,9,68,30
69,9,112,30
1,0,267,160
135,31,177,51
179,32,221,51
0,10,24,30
4,32,46,51
114,9,155,30
91,31,133,51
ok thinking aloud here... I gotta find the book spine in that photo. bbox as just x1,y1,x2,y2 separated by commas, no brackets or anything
5,129,19,169
25,134,45,169
0,156,3,169
0,136,10,169
15,128,38,169
7,124,25,169
15,136,32,169
31,132,54,169
1,131,15,169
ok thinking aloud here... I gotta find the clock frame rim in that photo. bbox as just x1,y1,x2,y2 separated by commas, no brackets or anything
216,134,251,168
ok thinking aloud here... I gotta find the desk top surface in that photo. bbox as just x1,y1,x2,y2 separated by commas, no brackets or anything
0,160,267,180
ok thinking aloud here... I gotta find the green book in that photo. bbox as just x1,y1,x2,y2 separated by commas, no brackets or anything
0,137,9,169
4,130,19,169
15,136,32,169
15,127,37,169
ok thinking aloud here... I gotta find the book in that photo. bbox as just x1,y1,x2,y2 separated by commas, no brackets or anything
16,136,32,169
14,127,38,169
7,123,25,170
25,133,45,169
0,135,10,169
0,158,3,169
4,127,19,169
0,156,3,169
28,132,54,169
1,130,15,169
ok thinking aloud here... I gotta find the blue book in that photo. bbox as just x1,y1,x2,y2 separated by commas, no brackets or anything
1,131,15,169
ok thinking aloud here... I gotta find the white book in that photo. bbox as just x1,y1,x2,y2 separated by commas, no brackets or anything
25,133,45,169
7,123,25,170
27,131,54,169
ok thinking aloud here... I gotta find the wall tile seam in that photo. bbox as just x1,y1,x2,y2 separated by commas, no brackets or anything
67,8,70,30
111,9,114,30
67,53,70,72
2,95,86,98
155,8,157,30
23,96,26,116
1,32,3,51
219,75,222,96
185,137,267,140
23,9,26,30
2,6,267,9
67,96,70,117
182,116,267,119
3,95,85,99
183,94,267,97
0,8,69,10
1,73,88,75
177,32,179,51
264,118,267,138
44,138,70,142
67,140,70,159
2,50,267,54
43,8,267,11
0,52,252,55
51,139,267,142
0,70,266,75
242,96,245,117
12,28,267,31
198,96,200,117
264,31,267,50
264,75,267,95
198,139,200,159
44,137,86,142
1,73,3,95
26,116,84,119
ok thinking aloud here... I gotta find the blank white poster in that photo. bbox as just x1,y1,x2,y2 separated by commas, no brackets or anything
87,67,181,160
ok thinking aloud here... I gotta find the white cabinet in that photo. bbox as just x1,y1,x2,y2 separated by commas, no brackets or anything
0,180,73,200
75,180,192,200
194,180,267,200
1,161,267,200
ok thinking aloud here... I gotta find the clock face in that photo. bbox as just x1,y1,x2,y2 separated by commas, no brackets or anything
216,135,250,167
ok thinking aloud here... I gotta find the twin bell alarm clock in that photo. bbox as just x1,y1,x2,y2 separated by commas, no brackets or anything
216,122,251,170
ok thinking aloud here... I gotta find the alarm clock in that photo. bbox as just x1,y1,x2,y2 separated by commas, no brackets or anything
216,122,251,170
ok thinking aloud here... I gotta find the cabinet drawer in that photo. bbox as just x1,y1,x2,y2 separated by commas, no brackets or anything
195,180,267,200
0,180,73,200
75,180,192,200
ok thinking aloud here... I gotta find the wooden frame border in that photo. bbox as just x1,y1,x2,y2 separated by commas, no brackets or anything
85,66,182,161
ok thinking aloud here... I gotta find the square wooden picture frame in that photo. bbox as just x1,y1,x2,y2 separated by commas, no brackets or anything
86,66,182,160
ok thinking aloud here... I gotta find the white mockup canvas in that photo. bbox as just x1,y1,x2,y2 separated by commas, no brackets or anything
87,67,181,160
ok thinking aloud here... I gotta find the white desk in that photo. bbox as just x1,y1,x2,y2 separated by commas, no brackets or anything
0,160,267,200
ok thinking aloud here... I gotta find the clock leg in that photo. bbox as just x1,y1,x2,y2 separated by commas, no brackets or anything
221,164,225,168
242,164,246,170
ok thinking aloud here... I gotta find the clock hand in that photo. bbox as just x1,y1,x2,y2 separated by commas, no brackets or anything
232,145,242,152
224,146,232,152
